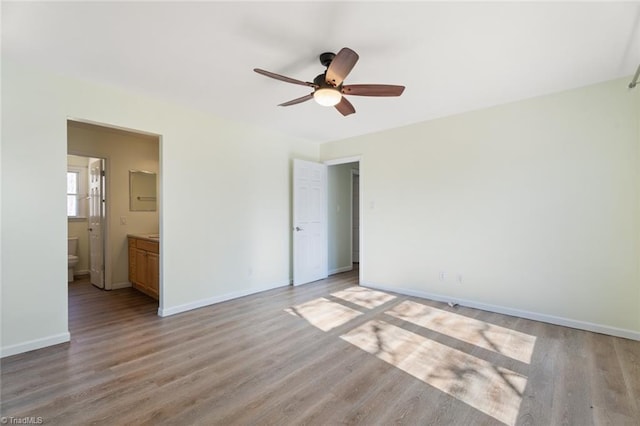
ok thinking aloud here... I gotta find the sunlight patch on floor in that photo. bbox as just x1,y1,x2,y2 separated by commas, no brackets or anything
331,286,396,309
284,297,362,331
341,320,527,426
386,300,536,364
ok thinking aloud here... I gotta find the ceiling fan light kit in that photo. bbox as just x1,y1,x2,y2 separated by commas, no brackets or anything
313,88,342,106
254,47,405,116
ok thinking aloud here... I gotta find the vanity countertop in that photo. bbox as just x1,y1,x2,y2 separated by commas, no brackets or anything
128,233,160,242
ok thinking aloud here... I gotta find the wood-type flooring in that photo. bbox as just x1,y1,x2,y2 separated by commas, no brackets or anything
1,268,639,425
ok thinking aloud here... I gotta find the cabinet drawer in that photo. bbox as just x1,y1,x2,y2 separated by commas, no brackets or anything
136,239,159,253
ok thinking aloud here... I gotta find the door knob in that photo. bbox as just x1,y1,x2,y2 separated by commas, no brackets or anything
295,226,303,232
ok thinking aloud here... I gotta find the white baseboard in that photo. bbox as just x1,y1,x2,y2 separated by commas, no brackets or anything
110,281,132,290
158,280,290,317
73,269,89,276
1,332,71,358
329,265,353,275
361,281,640,341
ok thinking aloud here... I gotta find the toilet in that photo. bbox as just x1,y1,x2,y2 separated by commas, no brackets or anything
68,237,79,282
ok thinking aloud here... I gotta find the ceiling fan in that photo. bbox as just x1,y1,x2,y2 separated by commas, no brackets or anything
254,47,405,116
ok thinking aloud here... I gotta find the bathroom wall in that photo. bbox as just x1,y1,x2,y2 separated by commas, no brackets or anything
67,154,90,275
67,122,159,288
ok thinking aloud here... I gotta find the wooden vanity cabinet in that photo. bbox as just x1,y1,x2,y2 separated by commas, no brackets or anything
128,237,159,300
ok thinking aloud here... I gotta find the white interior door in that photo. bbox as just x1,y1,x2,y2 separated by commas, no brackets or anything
88,158,105,288
293,159,328,285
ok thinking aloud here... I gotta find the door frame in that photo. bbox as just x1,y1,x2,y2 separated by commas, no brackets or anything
324,155,362,283
351,168,360,264
67,117,162,302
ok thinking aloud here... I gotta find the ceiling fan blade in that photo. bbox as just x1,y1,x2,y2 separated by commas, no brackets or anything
278,93,314,107
254,68,316,87
335,97,356,116
342,84,405,97
325,48,359,87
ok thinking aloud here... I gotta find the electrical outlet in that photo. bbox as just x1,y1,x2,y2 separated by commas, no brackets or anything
439,271,445,282
457,274,463,284
120,216,127,225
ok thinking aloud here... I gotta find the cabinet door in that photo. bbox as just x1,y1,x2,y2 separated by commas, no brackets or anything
128,246,137,282
147,252,159,299
135,249,149,289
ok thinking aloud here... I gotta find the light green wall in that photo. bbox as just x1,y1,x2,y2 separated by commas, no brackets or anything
327,162,357,273
1,60,318,356
68,123,160,287
3,58,638,356
321,77,640,336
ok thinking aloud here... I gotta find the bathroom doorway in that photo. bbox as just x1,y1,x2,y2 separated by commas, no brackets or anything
67,154,106,288
67,119,160,293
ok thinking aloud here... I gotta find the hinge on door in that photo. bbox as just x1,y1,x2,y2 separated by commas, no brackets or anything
101,170,105,177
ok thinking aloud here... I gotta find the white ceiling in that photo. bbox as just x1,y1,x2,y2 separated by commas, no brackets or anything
3,1,639,144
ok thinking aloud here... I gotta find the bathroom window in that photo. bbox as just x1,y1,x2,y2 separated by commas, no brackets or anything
67,165,88,219
67,171,80,216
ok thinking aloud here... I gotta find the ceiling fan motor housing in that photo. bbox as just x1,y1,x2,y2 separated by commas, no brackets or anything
319,52,336,67
314,73,341,90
